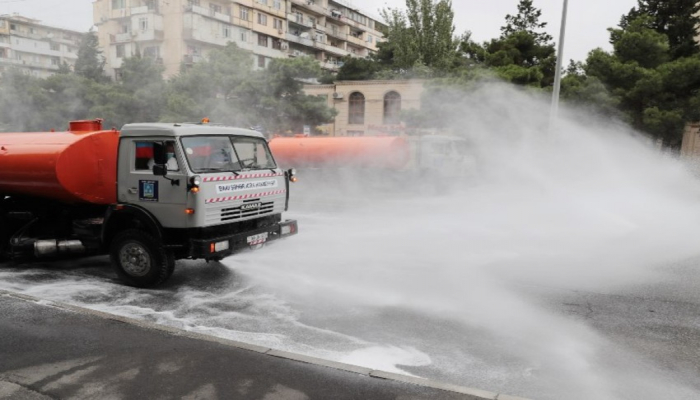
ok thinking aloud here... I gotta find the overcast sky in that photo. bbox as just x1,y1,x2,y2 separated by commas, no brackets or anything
3,0,638,62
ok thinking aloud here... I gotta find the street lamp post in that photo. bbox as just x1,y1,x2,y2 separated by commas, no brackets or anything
549,0,569,132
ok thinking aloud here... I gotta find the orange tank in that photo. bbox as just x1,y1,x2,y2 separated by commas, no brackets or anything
269,136,411,170
0,120,120,204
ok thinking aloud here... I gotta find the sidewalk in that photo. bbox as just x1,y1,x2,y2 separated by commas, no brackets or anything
0,291,527,400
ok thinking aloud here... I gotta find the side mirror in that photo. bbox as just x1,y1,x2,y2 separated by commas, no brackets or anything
287,168,298,183
153,164,167,177
153,142,168,164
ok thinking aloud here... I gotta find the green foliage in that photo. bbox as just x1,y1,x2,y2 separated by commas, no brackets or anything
579,12,700,145
336,56,383,81
376,0,458,71
620,0,700,59
461,0,556,88
74,30,108,83
501,0,553,45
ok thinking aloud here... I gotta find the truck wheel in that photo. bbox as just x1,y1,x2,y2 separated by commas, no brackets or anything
110,229,175,288
0,209,8,261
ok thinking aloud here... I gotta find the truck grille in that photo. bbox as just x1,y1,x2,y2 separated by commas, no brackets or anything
220,200,275,222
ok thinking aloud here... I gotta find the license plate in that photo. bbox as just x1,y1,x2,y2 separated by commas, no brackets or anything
247,232,268,244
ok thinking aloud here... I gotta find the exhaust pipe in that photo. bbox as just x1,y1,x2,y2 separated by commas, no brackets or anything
34,240,86,258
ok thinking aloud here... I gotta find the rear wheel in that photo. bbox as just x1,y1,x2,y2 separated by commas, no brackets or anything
0,208,8,260
109,229,174,287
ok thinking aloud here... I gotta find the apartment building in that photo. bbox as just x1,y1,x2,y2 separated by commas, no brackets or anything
93,0,385,79
0,14,83,78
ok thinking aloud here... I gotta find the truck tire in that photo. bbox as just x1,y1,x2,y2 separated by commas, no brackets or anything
109,229,175,288
0,209,8,261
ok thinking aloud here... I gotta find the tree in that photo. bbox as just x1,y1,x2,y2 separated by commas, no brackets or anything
501,0,553,45
88,55,166,128
377,0,458,71
243,56,337,133
580,13,700,146
74,30,108,83
462,0,556,88
163,43,255,125
620,0,700,59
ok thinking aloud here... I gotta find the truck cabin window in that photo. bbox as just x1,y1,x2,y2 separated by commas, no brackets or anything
182,136,276,173
134,141,179,172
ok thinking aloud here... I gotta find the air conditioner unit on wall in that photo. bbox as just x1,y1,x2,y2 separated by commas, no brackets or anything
332,92,343,99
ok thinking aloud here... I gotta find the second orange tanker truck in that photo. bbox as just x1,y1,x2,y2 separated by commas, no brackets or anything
0,119,298,287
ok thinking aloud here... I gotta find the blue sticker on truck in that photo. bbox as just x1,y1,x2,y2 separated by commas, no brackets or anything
139,180,159,202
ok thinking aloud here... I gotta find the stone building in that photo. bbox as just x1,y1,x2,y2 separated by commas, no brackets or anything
304,80,426,136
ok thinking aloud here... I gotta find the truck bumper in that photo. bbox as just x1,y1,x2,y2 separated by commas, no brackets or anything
189,219,298,260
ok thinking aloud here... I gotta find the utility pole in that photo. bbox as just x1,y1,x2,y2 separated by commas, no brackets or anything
549,0,569,133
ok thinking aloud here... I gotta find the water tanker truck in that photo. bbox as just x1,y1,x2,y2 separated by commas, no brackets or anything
0,119,298,287
269,135,474,175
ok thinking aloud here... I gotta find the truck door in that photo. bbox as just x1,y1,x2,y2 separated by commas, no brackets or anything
117,139,190,229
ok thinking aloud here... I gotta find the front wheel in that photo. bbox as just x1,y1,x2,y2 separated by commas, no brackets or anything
109,229,175,288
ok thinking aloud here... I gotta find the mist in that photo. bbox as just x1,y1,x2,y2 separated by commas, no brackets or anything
2,81,700,399
227,83,700,399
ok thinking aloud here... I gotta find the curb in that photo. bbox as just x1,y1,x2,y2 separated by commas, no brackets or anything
0,290,530,400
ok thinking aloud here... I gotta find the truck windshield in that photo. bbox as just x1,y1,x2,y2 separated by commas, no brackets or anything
181,136,277,173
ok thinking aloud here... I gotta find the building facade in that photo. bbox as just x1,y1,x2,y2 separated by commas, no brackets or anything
304,80,425,136
0,14,83,78
93,0,385,79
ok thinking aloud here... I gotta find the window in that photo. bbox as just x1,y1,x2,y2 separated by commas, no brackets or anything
240,30,248,42
258,55,265,68
210,3,222,14
272,39,282,50
111,0,125,9
240,7,250,21
134,141,179,171
50,42,60,51
0,48,6,58
257,34,267,47
257,0,268,5
367,34,373,43
181,136,276,173
51,57,59,66
143,46,159,59
188,0,200,6
257,13,267,26
116,44,125,58
139,17,148,31
273,0,281,10
349,92,365,125
10,24,16,30
0,21,5,29
120,23,130,33
383,91,401,125
273,19,283,30
222,25,231,38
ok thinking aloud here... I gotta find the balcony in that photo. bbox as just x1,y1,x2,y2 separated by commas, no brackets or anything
134,28,164,42
290,0,327,16
323,43,349,57
346,33,365,47
111,32,132,43
286,32,314,47
185,4,231,23
287,13,315,29
327,11,367,31
325,28,346,40
131,6,156,15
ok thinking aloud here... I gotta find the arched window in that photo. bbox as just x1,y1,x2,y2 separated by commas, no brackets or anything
383,91,401,125
348,92,365,125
